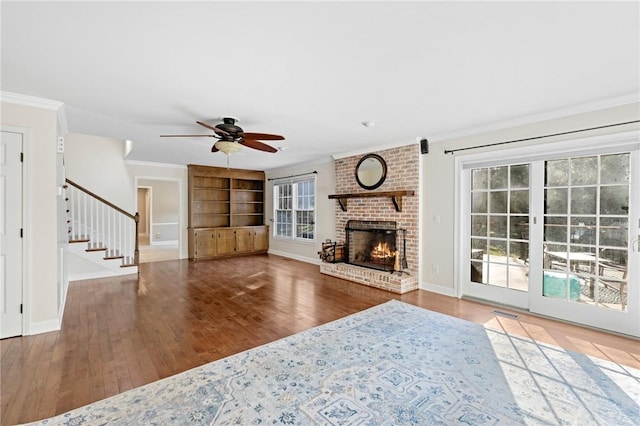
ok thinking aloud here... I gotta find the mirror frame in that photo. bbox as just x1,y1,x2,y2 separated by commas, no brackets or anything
355,153,387,190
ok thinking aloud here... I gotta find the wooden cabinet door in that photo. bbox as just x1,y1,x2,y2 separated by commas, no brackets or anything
236,228,254,253
253,226,269,251
194,229,216,258
216,228,236,255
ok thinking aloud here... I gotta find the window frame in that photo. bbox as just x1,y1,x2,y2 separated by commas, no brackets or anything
273,175,316,242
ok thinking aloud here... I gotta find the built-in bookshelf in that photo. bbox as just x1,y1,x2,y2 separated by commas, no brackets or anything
187,165,268,260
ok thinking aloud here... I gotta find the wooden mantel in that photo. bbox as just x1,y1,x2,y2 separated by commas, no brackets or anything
328,190,415,212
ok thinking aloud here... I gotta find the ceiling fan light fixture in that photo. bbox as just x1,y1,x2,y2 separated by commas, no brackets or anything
214,140,242,155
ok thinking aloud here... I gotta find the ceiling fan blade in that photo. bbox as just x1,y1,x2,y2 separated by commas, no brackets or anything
240,139,278,153
160,134,215,138
241,132,285,141
196,120,231,136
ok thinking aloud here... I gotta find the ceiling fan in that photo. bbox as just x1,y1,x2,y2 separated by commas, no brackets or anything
160,117,284,154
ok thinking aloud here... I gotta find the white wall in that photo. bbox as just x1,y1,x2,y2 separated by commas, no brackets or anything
1,100,62,333
421,102,640,296
266,158,335,264
64,133,135,211
127,162,188,258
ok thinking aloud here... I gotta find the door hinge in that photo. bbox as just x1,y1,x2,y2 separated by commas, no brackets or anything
20,152,24,162
20,228,23,238
20,304,23,314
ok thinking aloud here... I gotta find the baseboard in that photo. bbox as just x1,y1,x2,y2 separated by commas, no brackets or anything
268,249,321,266
27,319,61,335
150,240,179,246
69,268,138,282
419,281,458,298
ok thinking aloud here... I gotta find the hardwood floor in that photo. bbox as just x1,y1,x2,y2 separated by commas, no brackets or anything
2,254,639,425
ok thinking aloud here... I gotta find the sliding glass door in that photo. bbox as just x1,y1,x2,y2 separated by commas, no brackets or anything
466,164,531,308
459,136,639,336
529,152,638,335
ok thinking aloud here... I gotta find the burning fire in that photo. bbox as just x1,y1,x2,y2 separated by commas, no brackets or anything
371,242,394,260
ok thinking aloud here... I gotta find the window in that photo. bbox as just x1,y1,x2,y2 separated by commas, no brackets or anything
273,177,315,241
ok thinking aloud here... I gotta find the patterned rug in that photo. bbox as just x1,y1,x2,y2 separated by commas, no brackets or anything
29,300,639,425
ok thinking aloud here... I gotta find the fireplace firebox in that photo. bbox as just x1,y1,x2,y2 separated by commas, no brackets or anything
345,220,407,273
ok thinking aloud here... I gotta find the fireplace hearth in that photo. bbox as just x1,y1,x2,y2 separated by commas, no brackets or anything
345,220,407,273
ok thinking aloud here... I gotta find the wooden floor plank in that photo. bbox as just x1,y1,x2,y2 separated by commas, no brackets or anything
2,254,639,425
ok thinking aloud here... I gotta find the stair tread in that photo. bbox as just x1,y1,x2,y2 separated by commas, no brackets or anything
104,250,124,260
69,238,90,243
86,243,107,252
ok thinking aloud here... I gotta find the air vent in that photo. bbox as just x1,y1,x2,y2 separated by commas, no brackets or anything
492,310,519,319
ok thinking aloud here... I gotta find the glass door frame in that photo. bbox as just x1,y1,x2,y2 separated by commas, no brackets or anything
454,131,640,336
528,149,639,336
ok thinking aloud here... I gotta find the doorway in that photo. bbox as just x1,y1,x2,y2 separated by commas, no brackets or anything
136,179,180,263
138,186,151,244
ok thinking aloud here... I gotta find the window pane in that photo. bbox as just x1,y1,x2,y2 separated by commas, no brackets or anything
489,167,508,189
545,216,567,243
296,211,314,240
472,192,487,213
545,159,569,186
510,217,528,239
545,188,567,214
599,218,628,248
601,153,629,184
489,216,507,238
600,185,629,215
510,242,528,264
489,191,507,213
510,164,529,188
472,169,488,190
510,190,529,214
488,240,507,261
570,187,597,215
471,215,487,237
571,156,597,185
570,216,596,246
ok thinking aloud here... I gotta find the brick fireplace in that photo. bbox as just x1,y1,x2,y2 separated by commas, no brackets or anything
320,144,419,293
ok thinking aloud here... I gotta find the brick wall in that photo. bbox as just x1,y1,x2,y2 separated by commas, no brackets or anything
333,144,419,275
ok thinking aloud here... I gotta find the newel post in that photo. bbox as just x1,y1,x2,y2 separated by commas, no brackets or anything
134,212,140,265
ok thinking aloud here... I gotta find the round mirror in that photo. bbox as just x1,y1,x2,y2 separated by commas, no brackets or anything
355,154,387,190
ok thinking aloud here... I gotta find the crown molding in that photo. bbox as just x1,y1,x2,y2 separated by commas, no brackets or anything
265,155,333,174
332,140,418,160
429,93,640,144
1,91,68,134
124,159,187,169
0,91,64,111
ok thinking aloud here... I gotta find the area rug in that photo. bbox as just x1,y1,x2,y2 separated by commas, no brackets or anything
30,300,639,425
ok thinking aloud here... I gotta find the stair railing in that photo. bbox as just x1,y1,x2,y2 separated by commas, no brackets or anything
65,178,139,266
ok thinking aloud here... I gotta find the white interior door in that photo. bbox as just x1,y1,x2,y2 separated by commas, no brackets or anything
1,130,23,338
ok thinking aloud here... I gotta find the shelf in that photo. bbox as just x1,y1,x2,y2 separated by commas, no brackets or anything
193,186,230,190
188,165,267,258
328,190,415,212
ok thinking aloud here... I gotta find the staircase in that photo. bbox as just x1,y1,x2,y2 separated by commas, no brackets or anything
65,179,139,277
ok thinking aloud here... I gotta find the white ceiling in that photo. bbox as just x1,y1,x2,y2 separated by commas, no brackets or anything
2,1,639,171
